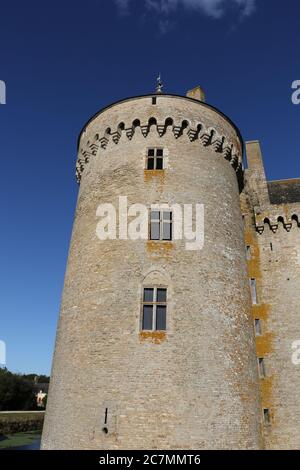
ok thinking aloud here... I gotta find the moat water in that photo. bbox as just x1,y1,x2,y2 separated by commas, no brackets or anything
11,437,41,450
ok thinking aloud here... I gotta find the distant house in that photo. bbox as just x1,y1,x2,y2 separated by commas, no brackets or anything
33,383,49,407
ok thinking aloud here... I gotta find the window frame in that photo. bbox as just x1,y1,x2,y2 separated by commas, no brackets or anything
149,209,172,241
258,357,266,378
146,147,164,170
141,286,167,331
254,318,262,336
250,278,258,305
263,408,271,425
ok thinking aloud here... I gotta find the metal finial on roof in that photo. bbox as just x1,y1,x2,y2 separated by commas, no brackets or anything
156,73,163,94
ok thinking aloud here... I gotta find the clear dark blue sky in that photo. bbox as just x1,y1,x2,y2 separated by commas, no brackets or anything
0,0,299,375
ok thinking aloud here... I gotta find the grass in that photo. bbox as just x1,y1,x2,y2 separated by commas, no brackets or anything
0,430,41,449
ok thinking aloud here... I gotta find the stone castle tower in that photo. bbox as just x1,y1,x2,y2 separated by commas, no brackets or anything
242,142,300,449
41,86,300,450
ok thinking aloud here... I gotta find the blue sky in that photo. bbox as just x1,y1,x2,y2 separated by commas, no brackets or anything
0,0,299,375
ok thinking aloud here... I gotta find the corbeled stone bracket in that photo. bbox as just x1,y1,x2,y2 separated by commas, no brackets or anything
76,94,244,187
255,210,300,234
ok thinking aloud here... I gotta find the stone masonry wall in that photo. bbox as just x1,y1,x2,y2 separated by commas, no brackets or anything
243,141,300,449
42,95,262,450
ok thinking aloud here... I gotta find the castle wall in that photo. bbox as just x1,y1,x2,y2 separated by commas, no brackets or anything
243,141,300,449
42,95,262,450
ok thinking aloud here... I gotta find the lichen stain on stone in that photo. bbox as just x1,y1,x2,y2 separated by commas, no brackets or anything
252,303,269,322
260,377,273,408
245,230,261,279
139,331,166,344
146,241,174,258
245,221,275,445
256,332,274,356
143,169,165,179
283,204,289,219
143,170,165,192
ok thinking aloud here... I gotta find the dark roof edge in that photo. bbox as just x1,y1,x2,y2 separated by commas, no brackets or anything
77,93,244,154
268,178,300,184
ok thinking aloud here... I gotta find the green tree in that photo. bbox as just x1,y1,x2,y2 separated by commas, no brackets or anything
36,374,50,383
22,373,50,383
0,367,37,411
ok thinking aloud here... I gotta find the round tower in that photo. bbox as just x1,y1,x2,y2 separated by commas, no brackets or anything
42,88,262,449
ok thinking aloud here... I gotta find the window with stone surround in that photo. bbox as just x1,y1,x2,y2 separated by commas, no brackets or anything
150,210,172,241
146,148,164,170
254,318,262,336
142,287,167,331
263,408,271,425
246,245,251,260
258,357,266,378
250,278,258,304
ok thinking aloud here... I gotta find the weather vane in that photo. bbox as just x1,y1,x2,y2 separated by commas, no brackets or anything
156,73,163,94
